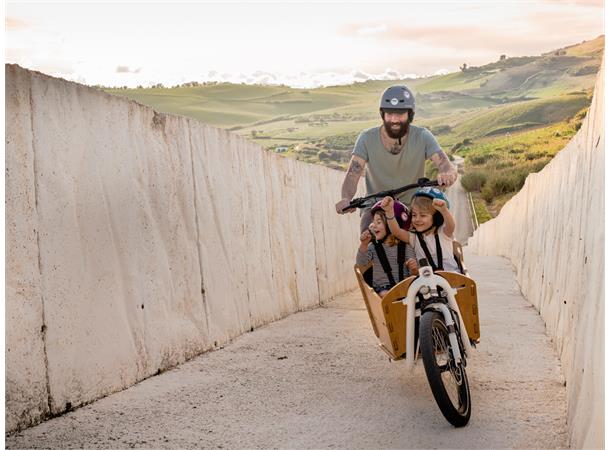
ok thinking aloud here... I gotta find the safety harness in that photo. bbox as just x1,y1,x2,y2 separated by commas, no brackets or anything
372,239,407,287
415,230,465,274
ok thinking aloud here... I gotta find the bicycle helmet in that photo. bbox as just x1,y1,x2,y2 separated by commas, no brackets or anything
370,199,411,230
412,187,450,227
379,85,415,111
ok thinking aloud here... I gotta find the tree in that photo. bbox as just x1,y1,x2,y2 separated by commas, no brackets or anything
499,55,506,61
460,63,468,72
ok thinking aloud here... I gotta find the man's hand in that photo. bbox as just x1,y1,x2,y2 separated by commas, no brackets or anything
336,198,355,214
430,151,457,186
380,196,394,215
437,171,457,186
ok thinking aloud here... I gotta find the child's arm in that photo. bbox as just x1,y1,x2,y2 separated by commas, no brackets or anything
380,196,410,242
405,243,418,275
356,230,373,265
433,198,455,238
406,258,419,276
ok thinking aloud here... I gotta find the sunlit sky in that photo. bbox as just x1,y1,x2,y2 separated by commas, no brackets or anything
5,0,605,88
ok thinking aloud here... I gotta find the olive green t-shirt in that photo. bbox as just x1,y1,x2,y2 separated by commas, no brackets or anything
352,125,442,205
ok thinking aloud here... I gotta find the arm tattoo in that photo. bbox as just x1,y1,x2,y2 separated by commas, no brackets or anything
436,152,455,173
342,159,363,199
348,159,363,175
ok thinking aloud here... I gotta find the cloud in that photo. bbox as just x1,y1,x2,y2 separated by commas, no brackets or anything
356,24,388,35
340,21,602,55
544,0,602,6
116,65,141,74
6,17,29,30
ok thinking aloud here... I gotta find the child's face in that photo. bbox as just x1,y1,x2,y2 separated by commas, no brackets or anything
369,213,388,241
411,205,434,232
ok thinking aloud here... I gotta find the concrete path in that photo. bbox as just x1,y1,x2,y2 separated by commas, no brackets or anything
6,253,567,449
446,156,475,245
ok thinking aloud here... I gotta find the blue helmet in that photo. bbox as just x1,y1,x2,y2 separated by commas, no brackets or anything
412,186,450,209
412,187,449,228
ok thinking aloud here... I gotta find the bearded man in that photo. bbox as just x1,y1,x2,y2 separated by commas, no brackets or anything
335,85,457,232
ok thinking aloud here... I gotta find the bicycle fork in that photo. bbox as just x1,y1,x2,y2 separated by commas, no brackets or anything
403,266,472,372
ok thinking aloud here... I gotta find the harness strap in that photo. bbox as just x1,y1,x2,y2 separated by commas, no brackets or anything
397,241,406,281
416,231,444,271
373,241,396,286
454,253,465,275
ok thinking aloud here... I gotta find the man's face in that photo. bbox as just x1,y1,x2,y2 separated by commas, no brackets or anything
382,109,409,139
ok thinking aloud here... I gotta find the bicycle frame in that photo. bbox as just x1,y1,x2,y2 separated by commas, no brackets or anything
401,265,473,372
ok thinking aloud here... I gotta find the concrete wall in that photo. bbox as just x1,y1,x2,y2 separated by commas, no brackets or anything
468,61,604,449
5,64,362,432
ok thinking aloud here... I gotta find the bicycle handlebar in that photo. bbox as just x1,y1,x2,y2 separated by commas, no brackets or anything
342,178,440,212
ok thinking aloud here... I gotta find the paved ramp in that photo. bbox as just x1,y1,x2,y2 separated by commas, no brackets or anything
6,253,567,449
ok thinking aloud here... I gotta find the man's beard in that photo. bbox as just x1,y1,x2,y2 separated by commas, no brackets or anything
383,119,409,140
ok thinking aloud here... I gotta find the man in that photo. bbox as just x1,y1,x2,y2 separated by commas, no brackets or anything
335,85,457,232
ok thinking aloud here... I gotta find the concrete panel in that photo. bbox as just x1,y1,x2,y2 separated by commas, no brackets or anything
26,69,206,414
5,64,362,432
468,61,604,449
5,65,50,431
312,168,365,301
191,125,254,343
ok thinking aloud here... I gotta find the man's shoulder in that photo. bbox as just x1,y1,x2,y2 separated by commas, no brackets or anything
359,126,380,138
409,124,430,136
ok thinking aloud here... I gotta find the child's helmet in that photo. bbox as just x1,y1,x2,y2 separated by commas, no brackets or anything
412,187,449,227
412,186,450,208
370,199,411,230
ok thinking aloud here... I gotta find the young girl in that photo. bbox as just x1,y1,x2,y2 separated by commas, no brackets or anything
356,200,418,297
381,187,461,273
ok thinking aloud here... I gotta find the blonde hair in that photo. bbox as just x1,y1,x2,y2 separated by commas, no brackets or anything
410,195,435,214
372,210,400,247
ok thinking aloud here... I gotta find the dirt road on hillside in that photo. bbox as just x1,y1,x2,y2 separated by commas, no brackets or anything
7,253,567,449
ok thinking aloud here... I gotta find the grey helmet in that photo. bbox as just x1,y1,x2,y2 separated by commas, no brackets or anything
379,85,416,111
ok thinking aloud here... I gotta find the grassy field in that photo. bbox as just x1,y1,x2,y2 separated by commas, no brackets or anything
106,36,603,218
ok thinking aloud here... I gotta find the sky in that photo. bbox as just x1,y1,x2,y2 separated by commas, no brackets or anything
5,0,605,88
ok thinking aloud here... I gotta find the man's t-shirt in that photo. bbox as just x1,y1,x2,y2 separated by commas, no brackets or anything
352,125,442,205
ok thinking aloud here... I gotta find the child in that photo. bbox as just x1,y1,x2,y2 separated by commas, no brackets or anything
381,187,461,273
356,200,418,297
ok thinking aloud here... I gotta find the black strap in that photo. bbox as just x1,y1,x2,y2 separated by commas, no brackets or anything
454,254,465,275
373,241,396,286
416,231,444,271
397,241,406,281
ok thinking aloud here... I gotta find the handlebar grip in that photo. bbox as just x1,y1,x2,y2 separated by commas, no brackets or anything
342,201,360,212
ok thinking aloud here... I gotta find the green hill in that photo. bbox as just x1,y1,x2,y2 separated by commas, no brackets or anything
106,35,604,217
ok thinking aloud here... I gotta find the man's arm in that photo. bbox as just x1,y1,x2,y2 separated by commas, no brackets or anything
429,151,457,186
335,155,366,214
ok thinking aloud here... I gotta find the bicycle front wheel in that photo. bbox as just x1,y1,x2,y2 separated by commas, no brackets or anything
420,310,471,427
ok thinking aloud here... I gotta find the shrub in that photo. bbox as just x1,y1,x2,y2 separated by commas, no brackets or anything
461,171,487,192
481,172,525,201
524,151,547,161
468,153,495,165
451,142,463,151
432,125,452,135
493,160,516,170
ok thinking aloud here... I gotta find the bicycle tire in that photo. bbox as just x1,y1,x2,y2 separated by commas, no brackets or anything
420,310,471,427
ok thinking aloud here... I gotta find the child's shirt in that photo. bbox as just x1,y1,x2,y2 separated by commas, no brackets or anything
356,241,417,290
409,225,460,273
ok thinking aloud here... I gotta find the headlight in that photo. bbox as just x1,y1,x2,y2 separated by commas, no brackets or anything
420,285,431,295
421,268,432,277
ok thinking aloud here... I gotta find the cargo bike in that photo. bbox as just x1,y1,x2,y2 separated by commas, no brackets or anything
344,178,481,427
